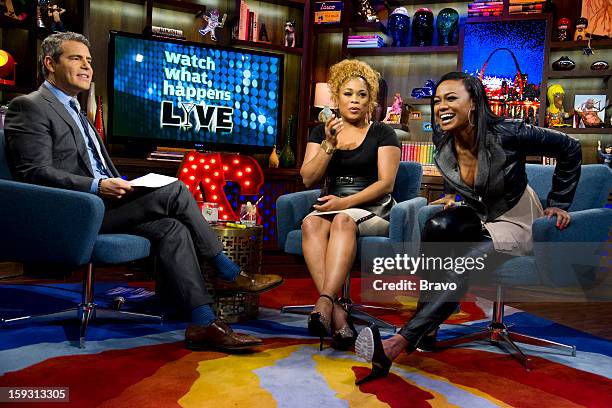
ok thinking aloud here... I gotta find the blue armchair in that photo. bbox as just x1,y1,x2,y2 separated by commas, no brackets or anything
417,164,612,368
0,129,161,348
276,161,428,330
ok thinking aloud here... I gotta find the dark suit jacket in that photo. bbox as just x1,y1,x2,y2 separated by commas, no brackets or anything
5,84,120,192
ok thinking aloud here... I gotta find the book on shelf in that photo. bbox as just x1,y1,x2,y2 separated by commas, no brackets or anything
509,0,545,4
401,142,436,165
468,11,503,17
239,1,249,41
314,1,343,24
542,156,557,165
469,6,504,12
509,3,544,11
468,3,504,10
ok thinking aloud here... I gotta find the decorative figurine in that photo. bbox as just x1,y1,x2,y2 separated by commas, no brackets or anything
356,0,379,23
552,56,576,71
387,7,410,47
284,20,296,48
545,84,572,128
268,145,279,168
412,8,434,47
575,98,605,128
37,0,49,28
556,17,571,41
574,17,589,41
258,22,269,43
436,8,459,46
597,141,612,168
48,1,66,32
197,9,226,42
591,60,610,70
384,93,402,123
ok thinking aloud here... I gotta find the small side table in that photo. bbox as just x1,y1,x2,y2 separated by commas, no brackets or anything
203,223,263,323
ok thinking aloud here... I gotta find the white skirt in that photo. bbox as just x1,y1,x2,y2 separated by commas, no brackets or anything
484,185,544,256
304,208,390,236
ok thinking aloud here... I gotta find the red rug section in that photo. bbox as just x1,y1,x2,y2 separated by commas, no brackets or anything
353,366,435,408
401,348,612,408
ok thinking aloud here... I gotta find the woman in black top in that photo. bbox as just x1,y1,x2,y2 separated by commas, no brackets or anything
354,72,581,384
300,59,400,350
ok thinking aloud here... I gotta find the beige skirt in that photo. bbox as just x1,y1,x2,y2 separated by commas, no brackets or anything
304,208,390,236
484,185,544,256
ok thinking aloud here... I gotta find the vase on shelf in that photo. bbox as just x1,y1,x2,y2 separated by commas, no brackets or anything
279,115,296,168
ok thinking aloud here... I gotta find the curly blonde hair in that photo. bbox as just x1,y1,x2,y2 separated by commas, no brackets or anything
327,59,380,115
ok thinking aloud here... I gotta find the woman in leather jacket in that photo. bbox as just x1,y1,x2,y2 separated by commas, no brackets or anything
300,59,401,351
355,71,582,384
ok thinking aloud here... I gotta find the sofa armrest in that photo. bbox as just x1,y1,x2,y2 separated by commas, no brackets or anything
276,189,320,250
389,197,427,243
0,179,105,266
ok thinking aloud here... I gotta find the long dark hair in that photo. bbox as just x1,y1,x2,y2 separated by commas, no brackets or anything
431,72,502,145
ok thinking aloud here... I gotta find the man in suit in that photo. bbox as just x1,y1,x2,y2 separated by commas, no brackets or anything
4,32,282,351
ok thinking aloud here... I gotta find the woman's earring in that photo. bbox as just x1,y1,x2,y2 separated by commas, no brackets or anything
468,112,475,127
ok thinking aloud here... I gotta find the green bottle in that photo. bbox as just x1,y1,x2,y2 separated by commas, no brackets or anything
279,115,296,168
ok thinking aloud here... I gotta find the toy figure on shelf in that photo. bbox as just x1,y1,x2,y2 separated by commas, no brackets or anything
574,17,589,41
268,145,279,168
284,20,296,47
387,7,410,47
575,97,606,128
411,79,435,99
48,1,66,32
597,141,612,168
37,0,49,28
384,93,402,123
356,0,379,23
545,84,572,128
556,18,571,41
197,9,226,42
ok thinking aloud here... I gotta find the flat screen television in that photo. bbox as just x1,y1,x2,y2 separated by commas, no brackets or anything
107,31,284,152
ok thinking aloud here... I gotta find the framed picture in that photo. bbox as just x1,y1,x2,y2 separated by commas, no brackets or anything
573,94,607,128
460,19,548,125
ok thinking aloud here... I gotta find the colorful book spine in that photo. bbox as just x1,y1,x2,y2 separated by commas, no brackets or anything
238,1,248,41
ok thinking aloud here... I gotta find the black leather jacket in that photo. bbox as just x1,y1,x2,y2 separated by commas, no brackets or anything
433,119,582,222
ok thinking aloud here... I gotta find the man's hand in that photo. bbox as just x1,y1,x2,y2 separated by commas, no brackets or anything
543,207,571,230
99,178,134,200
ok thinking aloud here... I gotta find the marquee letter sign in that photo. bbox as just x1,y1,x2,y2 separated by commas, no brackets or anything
178,151,264,221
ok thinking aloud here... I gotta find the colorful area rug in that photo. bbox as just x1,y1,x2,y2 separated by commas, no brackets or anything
1,279,611,407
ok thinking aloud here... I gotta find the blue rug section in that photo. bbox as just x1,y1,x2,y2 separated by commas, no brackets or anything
0,283,187,351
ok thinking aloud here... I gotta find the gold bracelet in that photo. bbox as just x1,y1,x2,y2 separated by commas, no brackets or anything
320,140,336,155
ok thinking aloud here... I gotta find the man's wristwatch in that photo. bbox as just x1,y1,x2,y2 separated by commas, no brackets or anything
320,139,337,155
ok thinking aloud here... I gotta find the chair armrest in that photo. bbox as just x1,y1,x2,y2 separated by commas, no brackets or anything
0,179,104,266
276,189,320,250
389,197,427,243
533,208,612,243
532,208,612,287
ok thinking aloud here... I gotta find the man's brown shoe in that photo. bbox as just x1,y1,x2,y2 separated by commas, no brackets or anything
185,319,263,351
213,271,283,294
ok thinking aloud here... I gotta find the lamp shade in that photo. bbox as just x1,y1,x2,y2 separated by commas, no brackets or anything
0,50,16,79
313,83,336,108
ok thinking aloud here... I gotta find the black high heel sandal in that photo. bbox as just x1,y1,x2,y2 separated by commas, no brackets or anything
355,324,392,385
331,300,357,351
308,294,334,350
